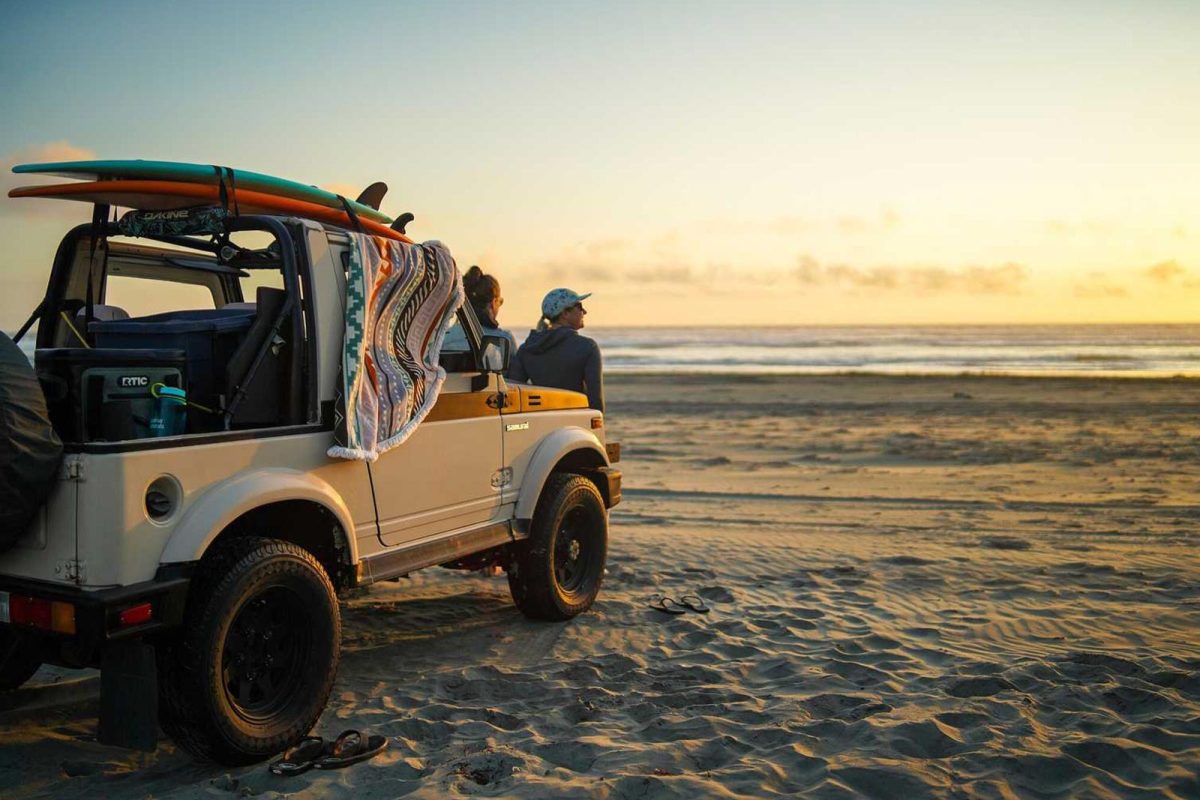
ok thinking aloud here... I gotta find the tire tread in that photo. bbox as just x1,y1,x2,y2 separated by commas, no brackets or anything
509,474,607,621
158,537,339,764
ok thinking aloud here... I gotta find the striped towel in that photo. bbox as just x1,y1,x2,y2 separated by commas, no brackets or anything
328,234,463,461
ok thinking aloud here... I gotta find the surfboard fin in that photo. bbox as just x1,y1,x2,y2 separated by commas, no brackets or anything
355,182,387,211
391,213,414,235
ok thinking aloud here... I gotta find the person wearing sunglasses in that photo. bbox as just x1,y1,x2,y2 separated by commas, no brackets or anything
442,265,516,355
508,288,604,412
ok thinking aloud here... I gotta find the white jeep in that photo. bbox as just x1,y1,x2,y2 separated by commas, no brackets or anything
0,212,620,764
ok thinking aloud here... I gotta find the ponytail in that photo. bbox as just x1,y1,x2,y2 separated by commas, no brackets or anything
463,266,490,306
463,265,502,328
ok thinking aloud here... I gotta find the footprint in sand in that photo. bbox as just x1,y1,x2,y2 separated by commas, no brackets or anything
945,676,1014,697
888,719,969,759
801,693,892,721
1101,686,1177,717
1061,739,1167,787
695,455,733,467
449,748,527,788
934,710,991,730
980,536,1032,550
697,585,735,602
881,555,937,566
533,740,602,772
833,765,938,799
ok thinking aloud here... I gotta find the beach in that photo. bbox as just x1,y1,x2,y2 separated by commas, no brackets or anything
2,372,1199,798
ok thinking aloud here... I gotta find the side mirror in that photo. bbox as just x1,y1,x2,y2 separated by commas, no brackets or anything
480,334,510,373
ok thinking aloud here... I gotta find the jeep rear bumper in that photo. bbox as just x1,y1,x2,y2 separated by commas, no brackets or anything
0,572,190,665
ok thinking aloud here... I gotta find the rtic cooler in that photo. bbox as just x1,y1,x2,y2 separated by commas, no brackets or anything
36,348,186,442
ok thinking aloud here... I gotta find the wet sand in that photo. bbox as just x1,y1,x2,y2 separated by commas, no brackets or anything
2,373,1199,798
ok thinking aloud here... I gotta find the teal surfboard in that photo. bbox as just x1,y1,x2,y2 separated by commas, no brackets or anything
12,159,392,224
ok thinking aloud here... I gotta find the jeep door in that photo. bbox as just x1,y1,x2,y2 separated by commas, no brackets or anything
370,371,503,547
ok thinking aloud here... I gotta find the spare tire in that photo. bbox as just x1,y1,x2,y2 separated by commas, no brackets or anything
0,333,62,551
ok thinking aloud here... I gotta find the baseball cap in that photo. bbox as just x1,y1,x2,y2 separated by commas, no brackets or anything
541,288,592,319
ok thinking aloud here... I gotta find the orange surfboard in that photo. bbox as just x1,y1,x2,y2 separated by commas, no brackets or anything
8,180,414,244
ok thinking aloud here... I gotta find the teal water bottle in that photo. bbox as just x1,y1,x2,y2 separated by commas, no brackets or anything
149,384,187,437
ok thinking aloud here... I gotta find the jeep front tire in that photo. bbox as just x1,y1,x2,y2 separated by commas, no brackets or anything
158,537,340,764
508,473,608,621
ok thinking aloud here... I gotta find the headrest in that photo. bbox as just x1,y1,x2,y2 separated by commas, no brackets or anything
76,304,130,322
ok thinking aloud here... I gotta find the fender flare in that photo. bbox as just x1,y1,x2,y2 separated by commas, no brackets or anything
159,468,358,565
515,427,608,521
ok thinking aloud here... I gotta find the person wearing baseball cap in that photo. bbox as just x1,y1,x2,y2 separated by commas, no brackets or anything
507,288,604,412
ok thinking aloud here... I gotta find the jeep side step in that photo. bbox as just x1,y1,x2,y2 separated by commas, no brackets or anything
357,520,516,586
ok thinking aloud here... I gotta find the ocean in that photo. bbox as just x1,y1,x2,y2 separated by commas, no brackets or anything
10,324,1200,377
582,324,1200,377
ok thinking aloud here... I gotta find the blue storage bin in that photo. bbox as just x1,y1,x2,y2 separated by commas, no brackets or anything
91,308,254,412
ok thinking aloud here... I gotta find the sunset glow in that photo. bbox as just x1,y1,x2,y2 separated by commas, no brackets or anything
2,1,1197,328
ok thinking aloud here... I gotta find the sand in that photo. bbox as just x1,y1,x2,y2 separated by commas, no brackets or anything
2,373,1199,798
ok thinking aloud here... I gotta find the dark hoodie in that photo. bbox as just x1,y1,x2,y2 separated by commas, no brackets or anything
508,327,604,412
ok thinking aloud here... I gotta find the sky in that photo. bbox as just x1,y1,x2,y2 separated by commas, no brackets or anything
1,0,1198,328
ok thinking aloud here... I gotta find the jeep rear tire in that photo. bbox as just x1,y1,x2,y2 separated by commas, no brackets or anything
0,628,42,691
508,474,607,621
158,537,340,765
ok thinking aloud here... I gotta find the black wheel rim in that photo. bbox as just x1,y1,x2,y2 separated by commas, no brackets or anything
554,505,602,595
221,586,311,722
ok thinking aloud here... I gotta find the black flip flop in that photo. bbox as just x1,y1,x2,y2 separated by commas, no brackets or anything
649,595,686,615
313,729,389,770
269,736,326,776
678,595,710,614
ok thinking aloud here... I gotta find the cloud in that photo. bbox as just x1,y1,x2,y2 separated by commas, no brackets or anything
835,216,871,234
529,238,1027,298
1043,218,1114,237
1,141,95,173
767,216,810,235
791,254,1027,295
767,207,900,238
0,141,98,218
622,264,707,284
1072,271,1128,299
528,240,751,291
535,256,716,287
1144,259,1185,283
584,238,630,256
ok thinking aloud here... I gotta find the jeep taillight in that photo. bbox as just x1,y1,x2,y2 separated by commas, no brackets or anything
118,603,153,628
6,594,76,635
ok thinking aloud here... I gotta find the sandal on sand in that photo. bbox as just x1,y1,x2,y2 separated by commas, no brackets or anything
649,595,687,615
269,736,326,776
678,595,710,614
313,729,389,770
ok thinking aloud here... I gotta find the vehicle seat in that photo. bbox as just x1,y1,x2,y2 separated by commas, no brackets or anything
224,287,292,428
